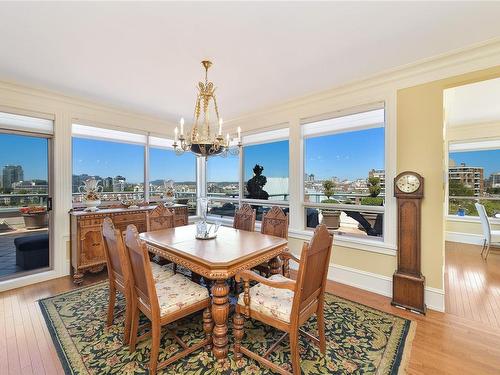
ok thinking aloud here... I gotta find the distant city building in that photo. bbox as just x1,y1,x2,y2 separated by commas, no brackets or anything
448,162,484,196
2,165,24,191
304,173,315,182
103,177,113,190
368,169,385,192
490,172,500,189
113,175,126,192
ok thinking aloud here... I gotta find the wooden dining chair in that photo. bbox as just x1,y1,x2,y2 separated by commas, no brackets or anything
147,203,175,231
255,206,289,277
102,218,175,345
233,203,256,232
233,224,333,375
124,224,213,374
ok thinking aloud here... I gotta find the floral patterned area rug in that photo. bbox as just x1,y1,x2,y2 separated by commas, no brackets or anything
39,281,415,375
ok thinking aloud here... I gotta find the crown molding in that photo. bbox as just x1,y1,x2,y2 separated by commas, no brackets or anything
225,37,500,127
0,78,178,128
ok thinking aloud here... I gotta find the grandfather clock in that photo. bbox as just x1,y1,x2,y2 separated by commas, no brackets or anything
392,171,426,314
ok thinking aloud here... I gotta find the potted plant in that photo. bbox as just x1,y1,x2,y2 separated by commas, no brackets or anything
19,206,48,229
320,180,341,229
359,177,384,230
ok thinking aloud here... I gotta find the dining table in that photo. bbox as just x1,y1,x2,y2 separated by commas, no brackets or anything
139,223,288,360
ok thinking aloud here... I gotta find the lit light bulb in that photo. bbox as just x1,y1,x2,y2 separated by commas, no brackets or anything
174,127,178,141
180,117,184,135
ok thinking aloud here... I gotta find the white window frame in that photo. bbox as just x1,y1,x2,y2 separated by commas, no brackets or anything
71,124,198,217
297,102,397,252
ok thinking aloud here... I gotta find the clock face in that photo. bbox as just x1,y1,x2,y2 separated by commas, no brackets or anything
396,174,420,193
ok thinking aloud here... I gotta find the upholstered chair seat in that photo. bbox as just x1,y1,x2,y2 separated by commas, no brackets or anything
155,273,210,316
237,274,294,323
150,262,175,283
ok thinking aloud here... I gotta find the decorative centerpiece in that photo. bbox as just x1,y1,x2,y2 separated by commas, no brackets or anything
195,198,220,239
163,179,176,206
19,206,48,229
79,177,102,212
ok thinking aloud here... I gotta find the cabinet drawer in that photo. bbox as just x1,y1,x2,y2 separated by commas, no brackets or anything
80,217,104,227
113,213,145,223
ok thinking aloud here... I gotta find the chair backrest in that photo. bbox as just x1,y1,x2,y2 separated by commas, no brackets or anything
293,224,333,313
102,217,130,288
261,206,289,239
124,224,158,312
233,203,256,232
475,202,491,243
147,204,175,231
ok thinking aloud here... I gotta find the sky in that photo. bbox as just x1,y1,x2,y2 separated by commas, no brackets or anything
0,133,48,180
72,138,198,183
206,140,290,182
305,127,385,180
450,149,500,177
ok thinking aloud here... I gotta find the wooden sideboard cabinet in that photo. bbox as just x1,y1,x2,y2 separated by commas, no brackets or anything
69,204,188,284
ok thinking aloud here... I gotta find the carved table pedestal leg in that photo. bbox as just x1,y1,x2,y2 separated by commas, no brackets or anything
211,279,229,361
269,256,283,276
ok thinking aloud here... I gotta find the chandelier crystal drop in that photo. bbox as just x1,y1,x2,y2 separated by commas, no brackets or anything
173,60,242,157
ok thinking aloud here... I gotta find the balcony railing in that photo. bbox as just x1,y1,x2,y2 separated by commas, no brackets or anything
0,194,48,218
305,192,386,205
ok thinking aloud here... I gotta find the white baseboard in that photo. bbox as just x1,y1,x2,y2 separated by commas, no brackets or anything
290,262,445,312
446,231,484,246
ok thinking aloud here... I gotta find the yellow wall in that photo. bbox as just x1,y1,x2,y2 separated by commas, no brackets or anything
288,237,396,276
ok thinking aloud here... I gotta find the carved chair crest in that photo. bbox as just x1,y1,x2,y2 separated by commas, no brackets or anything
148,204,175,231
261,206,288,239
233,203,256,232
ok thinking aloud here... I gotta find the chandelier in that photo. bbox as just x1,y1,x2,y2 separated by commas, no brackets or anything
173,60,241,157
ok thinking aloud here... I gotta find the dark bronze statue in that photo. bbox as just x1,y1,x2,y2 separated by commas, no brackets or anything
246,164,269,200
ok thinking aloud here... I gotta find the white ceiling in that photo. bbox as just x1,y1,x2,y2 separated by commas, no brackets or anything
1,2,500,123
446,77,500,127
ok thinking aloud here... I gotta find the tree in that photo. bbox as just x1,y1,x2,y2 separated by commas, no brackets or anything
368,177,381,197
449,180,474,197
322,180,335,199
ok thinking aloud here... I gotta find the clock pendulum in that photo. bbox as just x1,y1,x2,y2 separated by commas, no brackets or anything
392,171,426,314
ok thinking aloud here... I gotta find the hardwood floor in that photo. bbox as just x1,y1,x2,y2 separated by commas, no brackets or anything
0,268,499,374
445,241,500,328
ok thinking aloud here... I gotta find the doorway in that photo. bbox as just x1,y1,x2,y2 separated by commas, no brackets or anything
443,77,500,328
0,129,53,281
